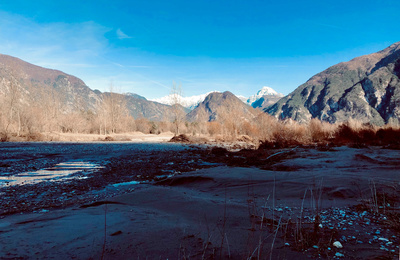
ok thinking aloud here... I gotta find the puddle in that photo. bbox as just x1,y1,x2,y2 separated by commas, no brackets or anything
0,161,103,187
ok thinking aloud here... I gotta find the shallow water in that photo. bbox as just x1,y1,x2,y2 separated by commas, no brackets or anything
0,161,103,187
0,142,192,187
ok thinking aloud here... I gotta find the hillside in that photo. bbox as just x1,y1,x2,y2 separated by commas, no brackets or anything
266,42,400,125
186,91,258,122
124,93,189,121
0,54,181,122
0,54,100,112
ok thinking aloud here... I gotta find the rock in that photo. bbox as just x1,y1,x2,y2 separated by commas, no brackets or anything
333,241,343,248
110,230,122,236
169,134,191,143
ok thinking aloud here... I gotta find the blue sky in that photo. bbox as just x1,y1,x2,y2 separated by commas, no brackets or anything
0,0,399,99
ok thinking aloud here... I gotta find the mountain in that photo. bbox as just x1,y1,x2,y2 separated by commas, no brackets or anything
152,87,283,110
0,54,180,122
247,86,283,104
0,54,100,113
247,86,284,109
151,91,219,110
186,91,257,122
266,42,400,125
124,94,190,121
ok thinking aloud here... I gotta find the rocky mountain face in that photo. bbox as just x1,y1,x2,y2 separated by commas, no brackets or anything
247,86,284,109
186,91,257,122
0,54,181,121
266,42,400,125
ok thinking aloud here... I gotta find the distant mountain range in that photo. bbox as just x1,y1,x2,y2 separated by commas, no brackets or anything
4,41,399,126
152,86,283,110
266,42,400,125
0,53,283,123
151,91,218,110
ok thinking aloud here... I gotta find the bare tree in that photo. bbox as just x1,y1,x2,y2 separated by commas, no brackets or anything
170,82,185,136
99,84,130,134
3,78,21,136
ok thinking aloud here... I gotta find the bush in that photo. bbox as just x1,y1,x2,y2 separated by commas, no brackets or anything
0,132,8,142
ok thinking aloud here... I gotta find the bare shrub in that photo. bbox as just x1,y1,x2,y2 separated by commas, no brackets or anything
334,120,377,146
26,132,45,141
207,121,223,136
0,132,8,142
240,120,260,138
135,118,152,134
270,120,308,147
254,113,279,142
308,119,332,143
376,126,400,145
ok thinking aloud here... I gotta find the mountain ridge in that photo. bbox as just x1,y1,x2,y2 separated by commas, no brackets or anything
0,53,181,122
152,86,283,110
266,42,400,125
186,91,258,122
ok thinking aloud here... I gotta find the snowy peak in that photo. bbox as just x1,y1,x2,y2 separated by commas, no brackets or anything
151,91,219,110
247,86,283,105
152,86,283,110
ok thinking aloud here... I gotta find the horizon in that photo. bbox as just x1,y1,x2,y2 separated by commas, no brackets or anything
0,1,399,99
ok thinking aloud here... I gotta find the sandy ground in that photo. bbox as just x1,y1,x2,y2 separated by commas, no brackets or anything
0,145,400,259
42,131,175,142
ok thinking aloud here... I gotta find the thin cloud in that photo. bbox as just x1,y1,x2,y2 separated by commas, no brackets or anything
0,11,109,68
116,28,132,40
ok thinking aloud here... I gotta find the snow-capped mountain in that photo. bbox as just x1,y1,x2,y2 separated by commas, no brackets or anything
151,91,219,110
237,95,248,103
152,87,284,110
247,86,284,105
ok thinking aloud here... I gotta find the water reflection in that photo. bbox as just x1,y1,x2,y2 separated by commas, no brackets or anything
0,161,103,187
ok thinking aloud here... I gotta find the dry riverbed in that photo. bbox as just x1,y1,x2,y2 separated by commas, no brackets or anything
0,142,399,259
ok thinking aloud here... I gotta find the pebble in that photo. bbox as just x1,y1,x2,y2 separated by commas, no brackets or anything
333,241,343,248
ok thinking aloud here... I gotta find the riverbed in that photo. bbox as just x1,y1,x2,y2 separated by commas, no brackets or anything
0,142,399,259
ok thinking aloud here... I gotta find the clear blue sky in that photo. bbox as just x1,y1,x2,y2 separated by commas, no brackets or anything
0,0,399,99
